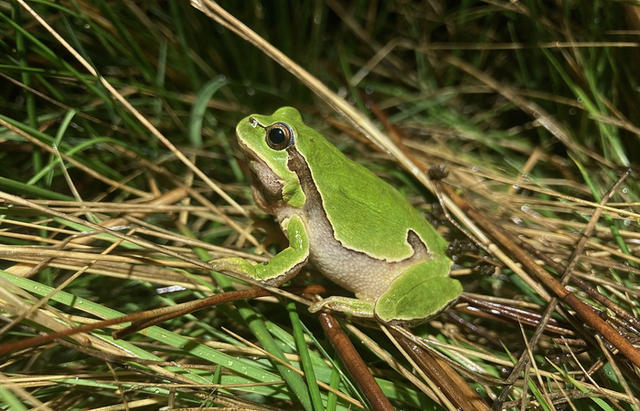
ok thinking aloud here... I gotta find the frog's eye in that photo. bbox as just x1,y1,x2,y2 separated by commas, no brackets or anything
266,123,293,150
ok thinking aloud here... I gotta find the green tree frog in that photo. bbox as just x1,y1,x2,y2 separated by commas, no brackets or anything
211,107,462,324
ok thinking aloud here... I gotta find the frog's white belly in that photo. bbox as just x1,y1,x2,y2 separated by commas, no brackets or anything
308,221,399,300
294,206,430,301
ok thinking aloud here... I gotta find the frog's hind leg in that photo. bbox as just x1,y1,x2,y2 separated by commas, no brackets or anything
308,296,376,319
375,259,462,324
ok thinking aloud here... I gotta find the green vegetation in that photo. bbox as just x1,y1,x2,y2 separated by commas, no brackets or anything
0,1,638,410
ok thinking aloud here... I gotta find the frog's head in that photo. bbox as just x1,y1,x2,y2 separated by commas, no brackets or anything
236,107,310,212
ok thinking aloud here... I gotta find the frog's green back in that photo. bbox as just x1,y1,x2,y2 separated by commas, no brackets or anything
270,108,448,261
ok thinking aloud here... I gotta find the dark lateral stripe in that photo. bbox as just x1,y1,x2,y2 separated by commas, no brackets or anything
286,147,423,263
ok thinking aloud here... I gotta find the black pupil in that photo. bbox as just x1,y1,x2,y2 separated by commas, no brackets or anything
269,128,286,145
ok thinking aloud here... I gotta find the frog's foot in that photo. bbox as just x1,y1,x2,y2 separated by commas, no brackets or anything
309,296,375,319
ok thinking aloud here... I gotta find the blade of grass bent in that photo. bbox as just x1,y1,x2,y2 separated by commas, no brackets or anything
0,270,280,385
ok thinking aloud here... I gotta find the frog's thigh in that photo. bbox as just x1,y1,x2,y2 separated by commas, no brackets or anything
375,260,462,324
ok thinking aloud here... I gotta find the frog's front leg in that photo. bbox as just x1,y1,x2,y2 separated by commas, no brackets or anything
310,259,462,325
210,214,309,287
